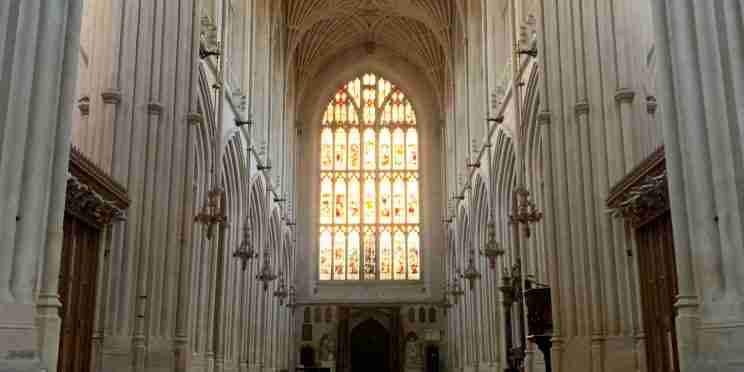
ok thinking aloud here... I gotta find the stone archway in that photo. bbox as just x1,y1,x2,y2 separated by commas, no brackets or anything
350,318,391,372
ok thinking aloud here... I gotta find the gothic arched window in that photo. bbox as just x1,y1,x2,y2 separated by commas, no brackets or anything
319,73,420,281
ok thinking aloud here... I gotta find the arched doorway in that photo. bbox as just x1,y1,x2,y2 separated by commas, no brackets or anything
350,318,390,372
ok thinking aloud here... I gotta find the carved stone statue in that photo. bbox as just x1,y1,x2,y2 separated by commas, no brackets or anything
405,339,423,368
319,333,336,362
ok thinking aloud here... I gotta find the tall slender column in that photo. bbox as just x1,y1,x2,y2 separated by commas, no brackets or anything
0,1,83,371
0,0,42,305
652,0,744,370
35,1,85,370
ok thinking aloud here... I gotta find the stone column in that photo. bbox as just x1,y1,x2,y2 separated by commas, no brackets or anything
652,1,744,370
537,0,663,370
0,1,83,371
73,0,200,370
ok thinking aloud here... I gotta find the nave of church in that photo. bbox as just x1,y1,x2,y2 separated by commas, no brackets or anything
1,1,743,372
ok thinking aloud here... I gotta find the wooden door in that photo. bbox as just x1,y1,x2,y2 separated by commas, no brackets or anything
350,319,390,372
58,215,101,372
425,345,439,372
636,212,679,372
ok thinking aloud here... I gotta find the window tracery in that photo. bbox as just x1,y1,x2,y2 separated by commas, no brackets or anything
319,73,421,281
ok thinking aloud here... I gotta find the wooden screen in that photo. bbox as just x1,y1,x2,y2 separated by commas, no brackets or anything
57,215,101,372
636,212,679,372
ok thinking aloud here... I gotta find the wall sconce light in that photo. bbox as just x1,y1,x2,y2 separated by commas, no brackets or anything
517,46,538,58
480,222,505,269
233,221,258,271
449,276,465,303
274,274,288,305
509,186,543,238
462,250,482,290
235,118,252,127
194,187,227,240
286,285,296,308
256,251,277,291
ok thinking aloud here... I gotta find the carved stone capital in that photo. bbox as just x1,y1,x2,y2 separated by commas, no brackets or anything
77,96,90,116
537,111,551,126
614,89,636,104
101,89,122,105
646,96,658,115
186,112,204,126
147,102,164,116
574,101,590,116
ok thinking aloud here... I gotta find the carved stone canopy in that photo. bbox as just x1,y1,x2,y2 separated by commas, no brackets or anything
66,147,129,228
607,146,667,228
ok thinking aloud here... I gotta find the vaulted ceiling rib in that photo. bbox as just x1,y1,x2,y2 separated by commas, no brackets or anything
284,0,458,96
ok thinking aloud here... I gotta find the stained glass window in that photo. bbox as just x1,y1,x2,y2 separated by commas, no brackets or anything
319,229,332,280
348,177,361,224
334,129,347,170
334,230,346,278
393,231,406,280
334,178,346,224
380,230,392,280
319,73,421,281
321,128,333,170
407,230,420,280
379,128,391,170
379,176,392,225
393,128,405,170
320,177,333,224
349,129,361,170
348,230,360,280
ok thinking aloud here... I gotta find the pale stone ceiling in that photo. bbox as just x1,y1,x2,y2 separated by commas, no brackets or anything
285,0,460,92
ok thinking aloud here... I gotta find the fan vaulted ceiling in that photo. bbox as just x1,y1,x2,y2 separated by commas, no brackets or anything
285,0,460,94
